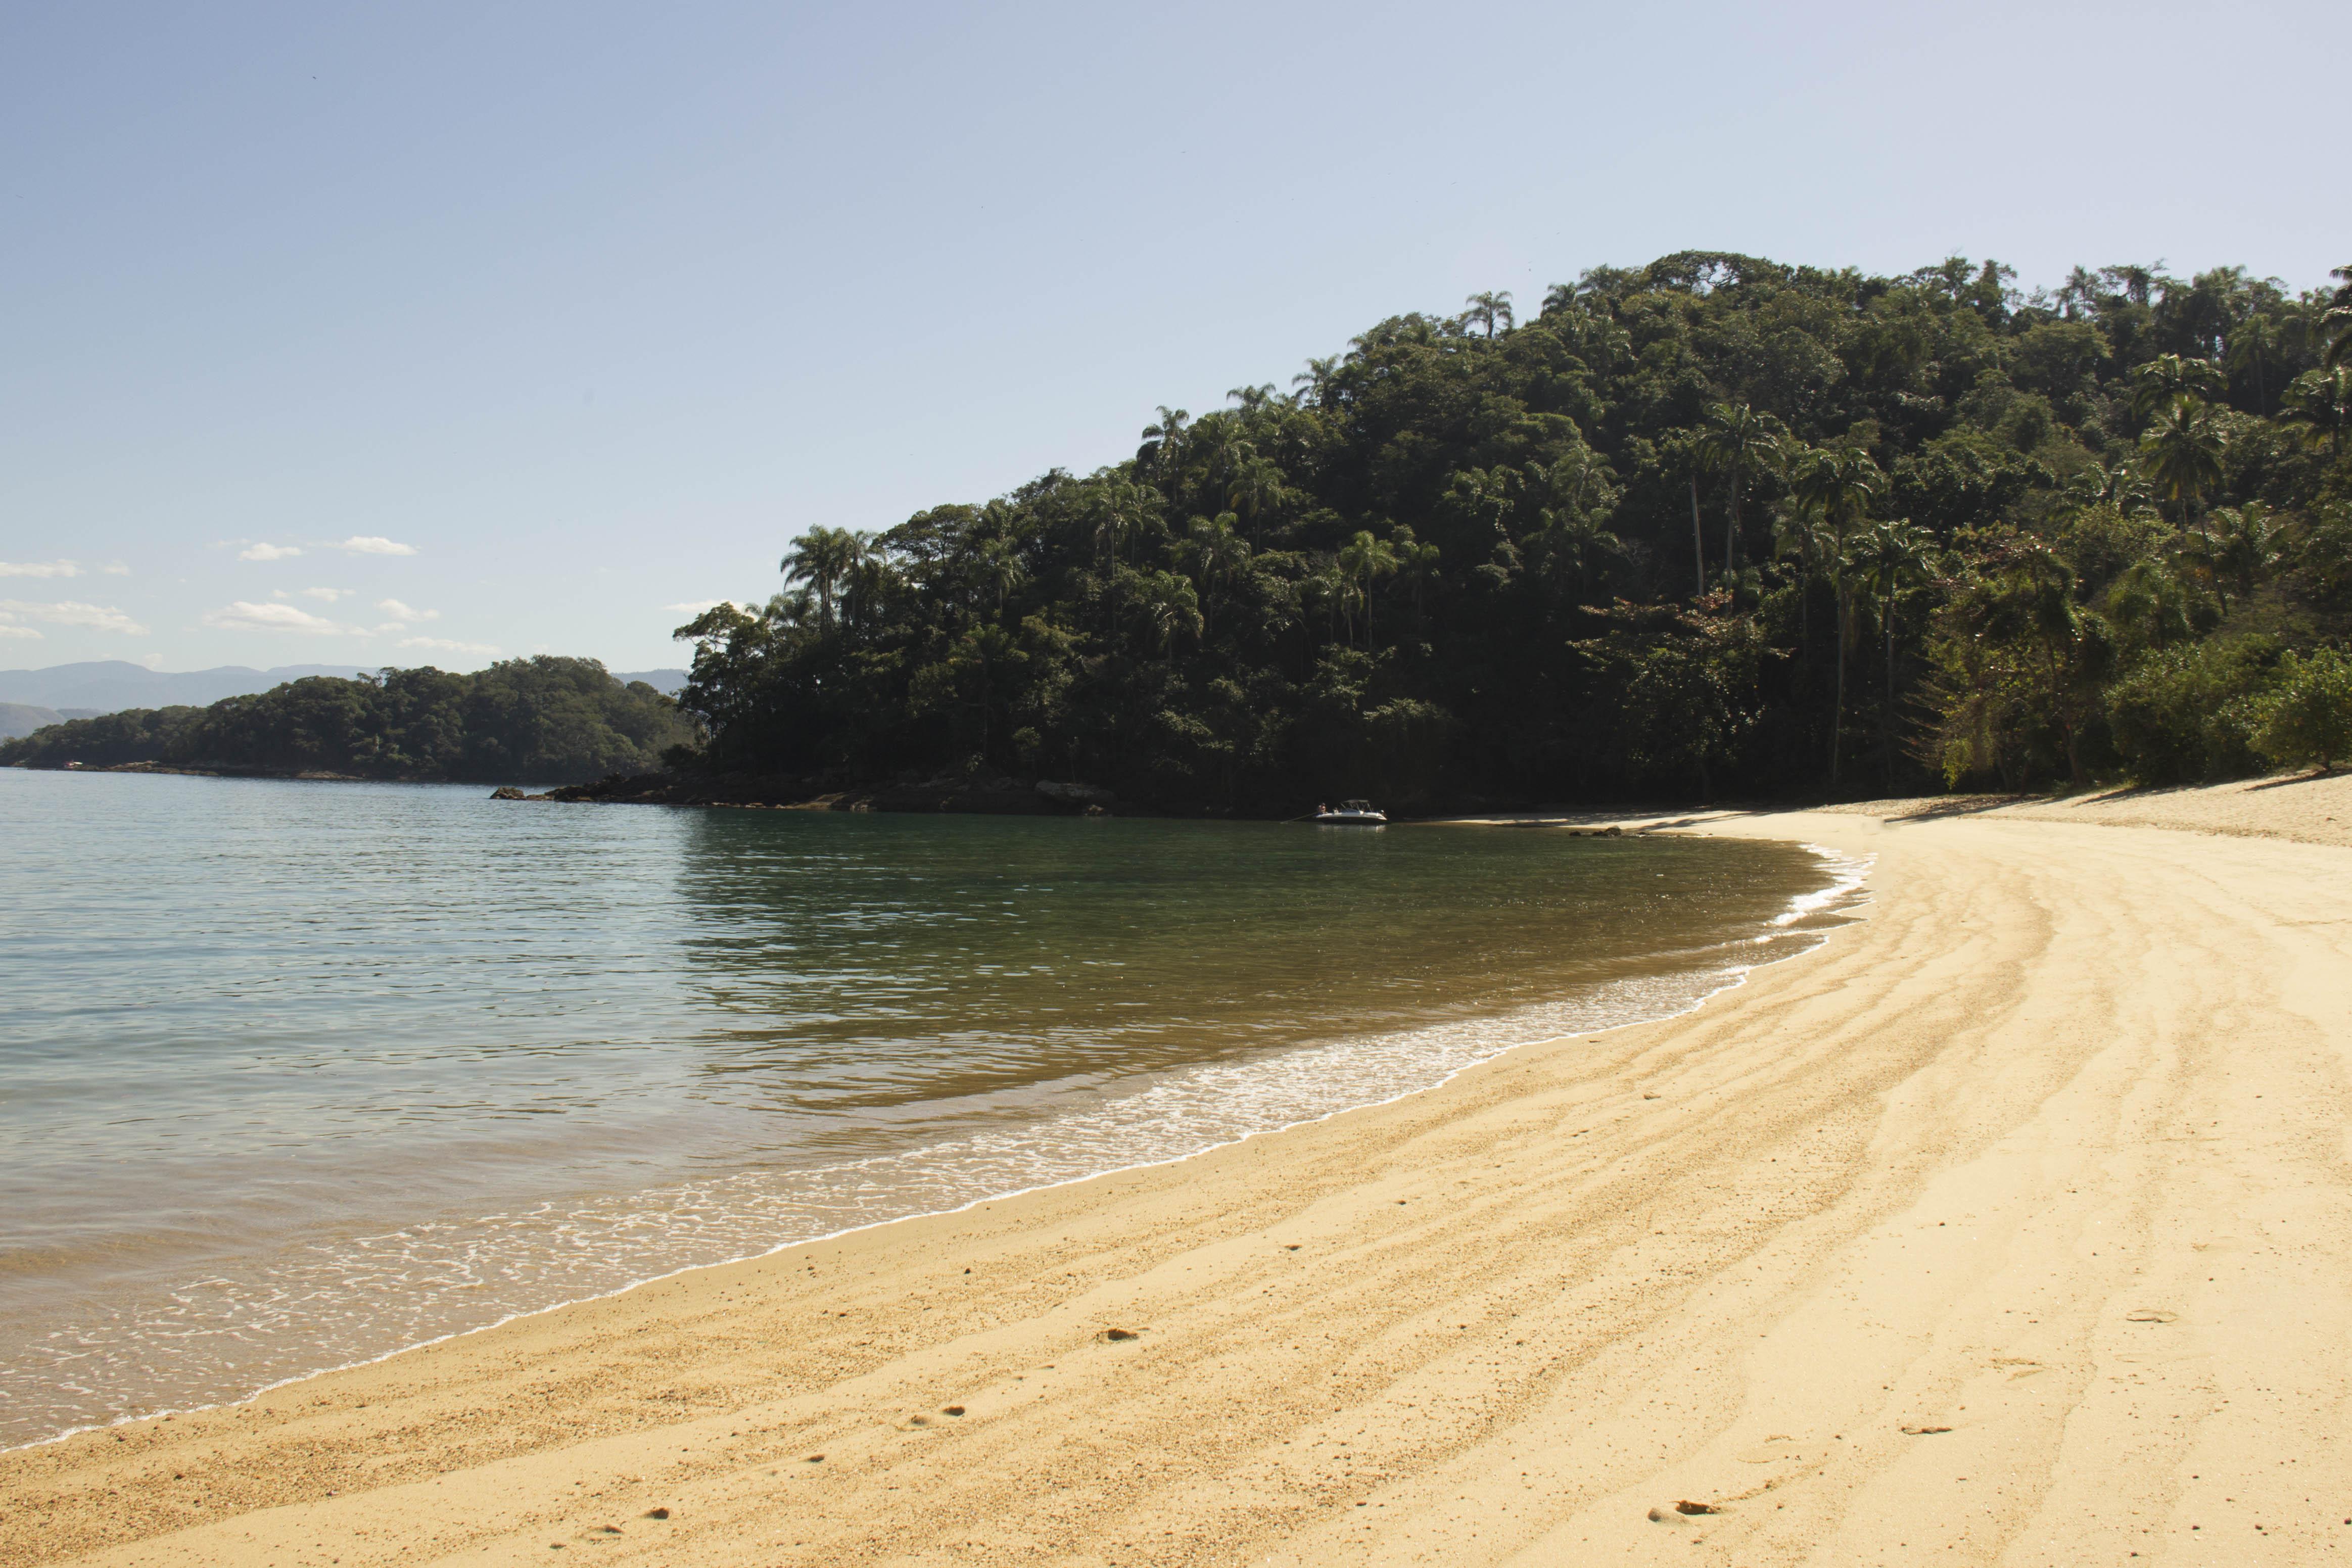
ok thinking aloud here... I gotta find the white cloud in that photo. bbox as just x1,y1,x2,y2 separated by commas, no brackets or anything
239,542,304,561
339,535,417,556
103,562,131,576
0,624,40,640
375,597,439,622
664,599,724,615
397,635,499,656
0,559,82,578
201,600,359,635
299,587,351,602
138,652,164,669
1,599,149,634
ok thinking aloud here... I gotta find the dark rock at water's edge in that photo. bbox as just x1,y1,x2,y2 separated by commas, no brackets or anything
496,771,1141,816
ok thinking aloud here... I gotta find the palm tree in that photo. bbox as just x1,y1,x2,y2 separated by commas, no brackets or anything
2208,503,2280,609
1182,513,1252,629
1535,507,1619,604
1773,506,1829,663
2281,366,2352,457
1225,454,1286,538
974,536,1025,616
957,623,1020,759
1137,572,1201,654
1441,466,1516,547
2103,558,2194,651
1695,402,1790,575
1389,525,1443,619
839,544,890,631
1665,431,1708,598
2226,314,2283,415
2126,355,2227,424
1092,479,1160,568
2326,263,2352,369
781,526,864,632
1789,446,1886,786
1336,530,1401,644
2138,395,2226,534
1851,519,1936,787
1291,355,1341,405
1462,291,1515,338
1136,407,1190,481
2055,266,2100,319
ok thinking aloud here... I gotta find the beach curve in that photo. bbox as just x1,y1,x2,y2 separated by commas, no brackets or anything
8,775,2352,1567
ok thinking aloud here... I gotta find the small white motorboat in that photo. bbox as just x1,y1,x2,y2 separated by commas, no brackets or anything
1313,798,1387,825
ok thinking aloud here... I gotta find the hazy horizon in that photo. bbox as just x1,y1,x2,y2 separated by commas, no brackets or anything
6,0,2344,674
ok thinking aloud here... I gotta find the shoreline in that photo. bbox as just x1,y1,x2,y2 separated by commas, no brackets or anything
4,839,1864,1458
10,777,2352,1565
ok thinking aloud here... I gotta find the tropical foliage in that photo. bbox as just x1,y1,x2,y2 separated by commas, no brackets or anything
0,657,694,782
669,253,2352,806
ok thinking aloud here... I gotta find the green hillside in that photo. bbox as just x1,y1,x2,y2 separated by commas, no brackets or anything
666,252,2352,808
0,658,696,784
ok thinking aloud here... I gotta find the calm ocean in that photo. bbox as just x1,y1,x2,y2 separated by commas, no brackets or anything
0,769,1861,1447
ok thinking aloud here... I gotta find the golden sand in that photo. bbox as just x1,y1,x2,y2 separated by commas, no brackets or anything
10,771,2352,1565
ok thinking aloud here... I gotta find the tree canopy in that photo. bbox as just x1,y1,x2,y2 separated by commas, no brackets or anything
0,657,695,783
668,252,2352,806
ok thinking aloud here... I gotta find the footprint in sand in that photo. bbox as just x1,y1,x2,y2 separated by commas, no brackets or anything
2126,1309,2179,1323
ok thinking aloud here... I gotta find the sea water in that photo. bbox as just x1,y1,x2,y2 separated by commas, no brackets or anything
0,769,1862,1447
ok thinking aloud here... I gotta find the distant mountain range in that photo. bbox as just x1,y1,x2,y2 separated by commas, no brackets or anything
0,660,687,717
0,702,77,740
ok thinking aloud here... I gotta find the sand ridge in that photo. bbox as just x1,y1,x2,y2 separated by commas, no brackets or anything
7,777,2351,1565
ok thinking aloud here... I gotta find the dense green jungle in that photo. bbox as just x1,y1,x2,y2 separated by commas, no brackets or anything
666,251,2352,810
12,252,2349,808
0,657,693,783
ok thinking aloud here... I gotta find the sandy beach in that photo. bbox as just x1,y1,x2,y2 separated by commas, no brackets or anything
10,771,2352,1567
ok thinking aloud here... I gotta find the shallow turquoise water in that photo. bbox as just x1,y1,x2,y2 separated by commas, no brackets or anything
0,768,1858,1446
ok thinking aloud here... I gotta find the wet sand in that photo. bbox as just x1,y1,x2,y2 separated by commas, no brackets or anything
10,773,2352,1566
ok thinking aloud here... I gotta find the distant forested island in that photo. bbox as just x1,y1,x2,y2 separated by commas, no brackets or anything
0,658,695,784
658,250,2352,809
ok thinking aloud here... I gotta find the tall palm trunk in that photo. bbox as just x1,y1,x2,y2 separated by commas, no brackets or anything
1723,471,1739,576
1689,476,1705,595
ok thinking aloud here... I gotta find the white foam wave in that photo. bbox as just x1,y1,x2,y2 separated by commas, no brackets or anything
5,851,1870,1451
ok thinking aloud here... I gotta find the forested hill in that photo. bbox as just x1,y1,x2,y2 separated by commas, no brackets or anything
0,657,697,783
672,251,2352,811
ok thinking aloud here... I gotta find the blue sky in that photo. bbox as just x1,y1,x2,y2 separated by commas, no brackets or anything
3,0,2344,674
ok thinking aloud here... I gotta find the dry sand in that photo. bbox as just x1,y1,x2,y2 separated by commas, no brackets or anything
10,773,2352,1566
